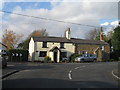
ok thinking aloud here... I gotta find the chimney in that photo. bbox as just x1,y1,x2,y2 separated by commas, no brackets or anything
100,27,103,41
64,28,71,39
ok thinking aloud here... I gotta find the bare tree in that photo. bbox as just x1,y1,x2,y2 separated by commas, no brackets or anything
85,28,101,40
30,29,48,37
2,29,23,49
18,29,48,49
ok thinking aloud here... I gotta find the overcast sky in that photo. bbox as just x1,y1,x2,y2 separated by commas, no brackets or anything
0,0,119,42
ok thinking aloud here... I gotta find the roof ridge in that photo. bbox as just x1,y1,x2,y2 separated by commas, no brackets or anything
33,36,66,38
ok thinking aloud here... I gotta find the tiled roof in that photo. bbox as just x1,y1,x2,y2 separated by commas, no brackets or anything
32,36,108,45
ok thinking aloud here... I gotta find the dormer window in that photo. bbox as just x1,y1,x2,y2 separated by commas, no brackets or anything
60,42,64,48
42,42,47,48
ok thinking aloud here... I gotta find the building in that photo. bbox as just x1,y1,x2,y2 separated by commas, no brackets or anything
29,28,110,62
0,42,7,55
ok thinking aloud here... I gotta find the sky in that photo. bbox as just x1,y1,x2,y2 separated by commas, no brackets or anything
0,0,119,42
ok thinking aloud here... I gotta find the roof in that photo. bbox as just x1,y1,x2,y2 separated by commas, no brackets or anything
49,46,61,52
0,42,7,48
32,36,108,45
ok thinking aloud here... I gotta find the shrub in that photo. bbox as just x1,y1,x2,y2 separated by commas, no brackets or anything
119,57,120,61
44,56,51,63
49,61,55,63
69,53,80,62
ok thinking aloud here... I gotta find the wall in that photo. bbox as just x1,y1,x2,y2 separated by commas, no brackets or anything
34,42,75,61
28,38,35,61
0,43,7,54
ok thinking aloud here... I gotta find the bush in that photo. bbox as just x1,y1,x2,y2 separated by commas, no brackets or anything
110,50,120,60
103,59,115,62
69,53,80,62
119,57,120,61
44,56,51,63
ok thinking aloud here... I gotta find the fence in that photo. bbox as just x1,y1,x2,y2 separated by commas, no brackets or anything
7,49,28,62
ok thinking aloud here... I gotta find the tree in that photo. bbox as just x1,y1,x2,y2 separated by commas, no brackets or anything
18,29,48,49
2,29,22,49
112,26,120,50
85,28,101,40
30,29,48,37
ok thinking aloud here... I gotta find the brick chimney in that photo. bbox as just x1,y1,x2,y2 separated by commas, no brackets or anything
64,28,71,39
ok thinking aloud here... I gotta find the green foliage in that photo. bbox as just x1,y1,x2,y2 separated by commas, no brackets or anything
44,56,51,63
69,53,79,62
7,49,28,62
112,26,120,50
18,38,30,50
110,50,120,60
18,29,48,49
119,57,120,61
103,59,114,62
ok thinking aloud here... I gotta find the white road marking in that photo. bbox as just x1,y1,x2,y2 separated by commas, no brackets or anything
75,67,79,69
112,70,120,80
68,66,86,80
68,70,72,80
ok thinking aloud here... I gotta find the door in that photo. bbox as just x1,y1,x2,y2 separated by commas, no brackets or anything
54,51,57,63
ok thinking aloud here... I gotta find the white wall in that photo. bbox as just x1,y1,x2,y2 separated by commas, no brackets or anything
34,42,75,61
28,38,35,61
0,43,7,55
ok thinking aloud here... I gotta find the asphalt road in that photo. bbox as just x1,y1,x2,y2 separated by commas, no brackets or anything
2,62,119,89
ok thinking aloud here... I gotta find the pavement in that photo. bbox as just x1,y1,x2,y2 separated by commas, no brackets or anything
2,61,120,89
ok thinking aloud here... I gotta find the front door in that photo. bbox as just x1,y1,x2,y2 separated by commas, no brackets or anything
54,51,57,63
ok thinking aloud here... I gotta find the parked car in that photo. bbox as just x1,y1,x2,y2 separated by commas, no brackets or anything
75,54,97,62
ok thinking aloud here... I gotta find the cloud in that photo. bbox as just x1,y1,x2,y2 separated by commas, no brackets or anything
100,20,118,34
1,2,118,42
101,22,110,26
110,20,118,26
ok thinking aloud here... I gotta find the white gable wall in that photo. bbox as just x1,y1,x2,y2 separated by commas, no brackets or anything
28,37,35,61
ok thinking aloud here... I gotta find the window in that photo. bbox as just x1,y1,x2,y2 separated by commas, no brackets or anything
42,42,47,48
39,51,47,57
60,42,64,48
61,52,67,58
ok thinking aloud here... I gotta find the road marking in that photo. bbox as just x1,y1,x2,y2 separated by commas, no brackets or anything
68,66,86,80
68,70,72,80
75,67,79,69
112,70,120,80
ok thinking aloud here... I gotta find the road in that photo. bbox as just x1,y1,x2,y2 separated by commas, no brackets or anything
2,62,119,89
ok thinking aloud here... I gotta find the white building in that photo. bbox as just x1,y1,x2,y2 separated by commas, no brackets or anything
29,28,75,62
0,42,7,55
29,28,109,62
